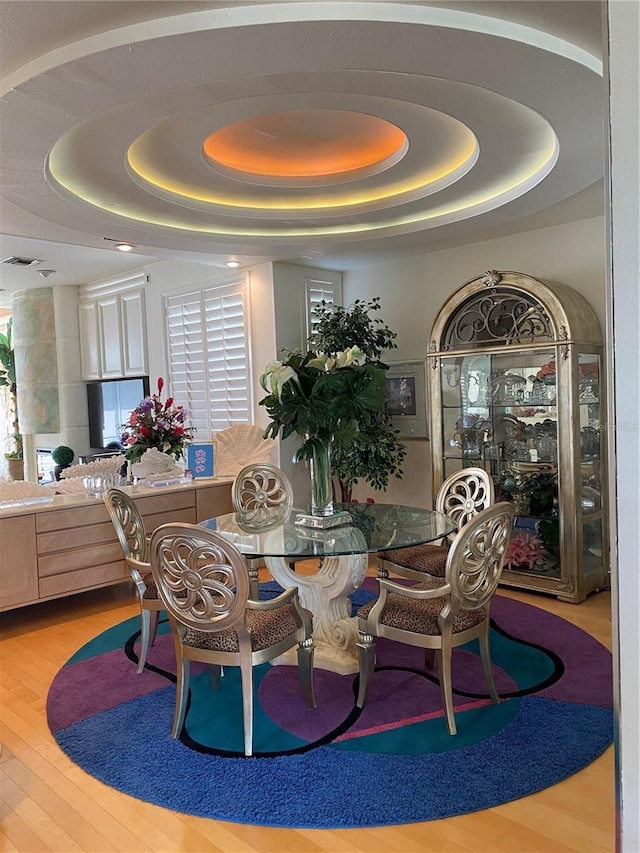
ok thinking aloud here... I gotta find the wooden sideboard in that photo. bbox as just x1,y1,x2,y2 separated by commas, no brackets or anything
0,479,233,612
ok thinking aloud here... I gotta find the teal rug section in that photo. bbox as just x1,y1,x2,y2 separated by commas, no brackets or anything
487,630,557,692
67,614,170,664
183,666,310,754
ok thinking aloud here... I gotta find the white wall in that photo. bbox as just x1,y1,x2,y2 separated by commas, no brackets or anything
247,263,277,433
608,1,640,849
344,215,607,507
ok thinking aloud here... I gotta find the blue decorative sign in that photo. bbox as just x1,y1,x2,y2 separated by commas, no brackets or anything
186,443,215,478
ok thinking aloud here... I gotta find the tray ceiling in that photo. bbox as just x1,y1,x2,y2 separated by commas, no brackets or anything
0,1,605,298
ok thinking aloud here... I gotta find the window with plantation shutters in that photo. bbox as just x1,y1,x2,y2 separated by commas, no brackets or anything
305,278,341,340
165,279,251,438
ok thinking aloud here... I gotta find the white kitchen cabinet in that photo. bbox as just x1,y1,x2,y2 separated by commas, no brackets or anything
78,301,101,380
79,274,148,380
120,290,148,376
98,295,123,378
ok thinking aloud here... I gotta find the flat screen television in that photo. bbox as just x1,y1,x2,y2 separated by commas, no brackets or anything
87,376,150,450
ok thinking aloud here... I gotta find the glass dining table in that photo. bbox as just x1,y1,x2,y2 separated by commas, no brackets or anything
200,502,455,674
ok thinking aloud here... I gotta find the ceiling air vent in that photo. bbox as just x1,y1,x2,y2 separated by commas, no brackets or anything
1,256,43,267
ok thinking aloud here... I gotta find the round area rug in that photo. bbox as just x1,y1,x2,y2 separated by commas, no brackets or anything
47,583,613,828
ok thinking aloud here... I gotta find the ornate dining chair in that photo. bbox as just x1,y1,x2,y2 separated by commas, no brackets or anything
149,522,317,756
357,502,515,735
232,463,296,597
377,467,495,582
232,462,294,521
103,488,162,673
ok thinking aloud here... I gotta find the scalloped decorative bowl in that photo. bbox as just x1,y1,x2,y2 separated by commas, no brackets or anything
213,425,274,477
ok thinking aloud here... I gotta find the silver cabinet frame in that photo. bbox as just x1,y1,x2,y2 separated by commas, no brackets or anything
428,270,608,603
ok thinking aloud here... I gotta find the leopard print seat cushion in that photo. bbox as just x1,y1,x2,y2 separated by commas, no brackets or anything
182,605,312,653
141,576,160,599
382,543,449,577
357,580,486,635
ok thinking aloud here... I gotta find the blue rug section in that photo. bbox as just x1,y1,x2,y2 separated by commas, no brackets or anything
54,689,612,828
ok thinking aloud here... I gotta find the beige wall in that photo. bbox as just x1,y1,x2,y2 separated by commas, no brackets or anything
343,215,607,507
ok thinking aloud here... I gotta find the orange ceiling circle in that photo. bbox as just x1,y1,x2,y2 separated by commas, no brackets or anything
202,109,408,179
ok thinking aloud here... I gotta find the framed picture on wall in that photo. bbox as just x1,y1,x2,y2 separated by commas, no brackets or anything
385,360,428,439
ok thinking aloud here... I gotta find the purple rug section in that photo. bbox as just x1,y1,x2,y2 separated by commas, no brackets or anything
488,595,613,707
46,633,202,732
259,646,517,742
47,590,612,738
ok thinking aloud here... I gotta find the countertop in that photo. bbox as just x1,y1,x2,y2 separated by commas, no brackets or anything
0,477,234,519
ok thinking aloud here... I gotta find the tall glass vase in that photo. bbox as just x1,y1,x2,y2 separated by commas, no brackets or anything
310,438,334,517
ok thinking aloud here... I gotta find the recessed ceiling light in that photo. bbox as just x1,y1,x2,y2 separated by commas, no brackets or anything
225,260,240,268
115,242,135,252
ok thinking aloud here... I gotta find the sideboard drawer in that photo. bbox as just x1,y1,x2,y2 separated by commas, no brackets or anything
37,520,118,554
38,541,124,577
143,506,197,532
39,562,127,598
135,491,195,516
36,503,110,532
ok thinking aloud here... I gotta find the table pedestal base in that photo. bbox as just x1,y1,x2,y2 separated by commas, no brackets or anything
265,551,368,674
271,634,359,675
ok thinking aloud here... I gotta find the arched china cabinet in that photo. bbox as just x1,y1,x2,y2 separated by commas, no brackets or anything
428,270,608,603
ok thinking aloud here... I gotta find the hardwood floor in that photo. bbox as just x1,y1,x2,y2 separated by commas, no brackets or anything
0,573,614,853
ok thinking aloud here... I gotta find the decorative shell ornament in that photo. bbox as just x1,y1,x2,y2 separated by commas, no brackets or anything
213,425,274,477
60,455,126,479
0,480,53,503
131,448,184,481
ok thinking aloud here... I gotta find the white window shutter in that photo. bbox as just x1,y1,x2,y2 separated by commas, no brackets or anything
165,279,250,438
204,286,251,433
305,278,340,340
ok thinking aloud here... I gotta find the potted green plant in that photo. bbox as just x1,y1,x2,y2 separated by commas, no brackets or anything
307,298,407,502
259,298,407,513
51,445,75,480
0,318,23,480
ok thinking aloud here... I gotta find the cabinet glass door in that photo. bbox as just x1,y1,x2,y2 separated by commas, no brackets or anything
440,348,560,578
578,353,603,575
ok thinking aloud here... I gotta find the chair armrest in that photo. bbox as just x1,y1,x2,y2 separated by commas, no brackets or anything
364,578,452,632
246,586,312,634
126,555,152,586
246,586,299,611
378,577,452,600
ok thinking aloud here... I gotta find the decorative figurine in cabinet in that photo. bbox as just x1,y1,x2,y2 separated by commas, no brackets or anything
428,270,608,603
